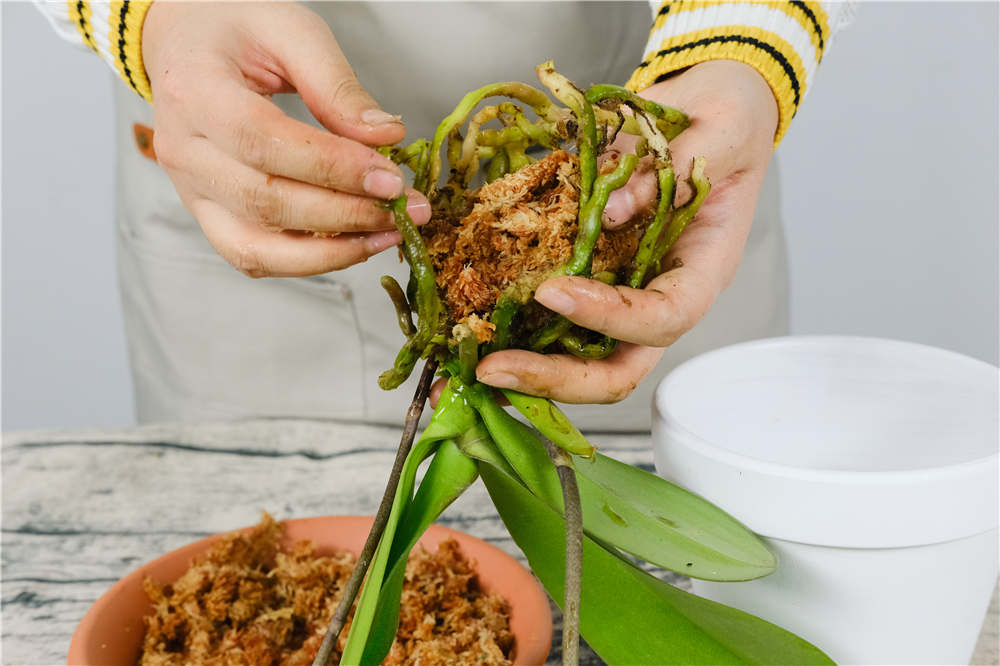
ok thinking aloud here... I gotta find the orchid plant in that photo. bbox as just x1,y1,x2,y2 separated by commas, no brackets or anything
311,63,834,666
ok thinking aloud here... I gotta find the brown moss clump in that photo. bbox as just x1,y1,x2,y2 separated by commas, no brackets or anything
387,539,514,664
139,513,513,666
422,150,645,342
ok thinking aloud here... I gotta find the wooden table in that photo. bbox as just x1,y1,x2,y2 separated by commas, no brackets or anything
3,420,997,665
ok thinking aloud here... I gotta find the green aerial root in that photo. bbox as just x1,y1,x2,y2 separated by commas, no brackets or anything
652,156,711,273
630,164,677,288
560,330,617,360
565,152,638,277
426,81,559,194
380,275,415,337
586,84,690,140
378,196,443,390
537,60,598,210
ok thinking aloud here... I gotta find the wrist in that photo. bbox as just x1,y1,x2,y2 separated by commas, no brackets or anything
141,1,172,92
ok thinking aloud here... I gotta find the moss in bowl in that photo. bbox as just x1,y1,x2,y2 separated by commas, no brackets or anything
67,515,552,666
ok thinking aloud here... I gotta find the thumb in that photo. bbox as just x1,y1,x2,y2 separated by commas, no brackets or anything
262,11,405,147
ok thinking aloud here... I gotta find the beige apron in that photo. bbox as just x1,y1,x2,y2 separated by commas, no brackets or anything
112,1,787,430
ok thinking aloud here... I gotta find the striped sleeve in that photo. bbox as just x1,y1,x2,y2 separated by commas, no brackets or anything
34,0,154,103
627,1,857,146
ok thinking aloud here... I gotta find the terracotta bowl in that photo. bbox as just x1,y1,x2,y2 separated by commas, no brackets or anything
68,516,552,665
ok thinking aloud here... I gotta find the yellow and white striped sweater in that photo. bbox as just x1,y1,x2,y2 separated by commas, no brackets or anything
37,0,154,101
628,0,855,144
35,0,854,146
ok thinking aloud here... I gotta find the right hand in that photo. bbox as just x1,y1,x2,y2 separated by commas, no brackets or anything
141,2,430,277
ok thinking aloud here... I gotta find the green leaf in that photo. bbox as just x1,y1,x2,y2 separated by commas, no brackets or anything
575,454,776,581
360,439,479,665
452,418,520,480
339,433,438,664
465,383,563,502
471,388,775,580
418,384,479,444
480,464,834,666
502,388,594,457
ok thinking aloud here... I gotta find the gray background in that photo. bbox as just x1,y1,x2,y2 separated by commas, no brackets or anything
3,2,998,431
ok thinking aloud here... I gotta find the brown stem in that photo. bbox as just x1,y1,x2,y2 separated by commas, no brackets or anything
313,359,438,666
544,440,582,666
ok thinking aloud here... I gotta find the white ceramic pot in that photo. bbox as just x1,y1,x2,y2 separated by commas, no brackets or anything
652,336,998,665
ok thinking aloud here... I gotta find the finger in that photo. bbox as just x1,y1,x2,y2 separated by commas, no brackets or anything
476,344,664,404
429,378,447,409
256,8,406,147
171,137,430,233
188,198,401,278
533,272,714,348
534,176,761,347
181,73,406,199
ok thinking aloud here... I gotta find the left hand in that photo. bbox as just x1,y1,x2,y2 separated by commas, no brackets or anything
475,60,779,403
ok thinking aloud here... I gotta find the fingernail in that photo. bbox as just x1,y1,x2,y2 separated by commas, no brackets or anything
361,109,402,126
478,371,520,389
365,230,401,253
535,285,576,315
406,198,431,225
363,169,404,199
603,189,636,227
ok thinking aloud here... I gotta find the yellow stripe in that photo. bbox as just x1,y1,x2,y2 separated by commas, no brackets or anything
122,1,153,102
67,0,97,52
626,25,807,146
108,1,153,103
651,1,674,32
651,1,829,60
80,2,98,52
67,1,84,44
108,1,127,86
777,1,828,56
801,1,830,48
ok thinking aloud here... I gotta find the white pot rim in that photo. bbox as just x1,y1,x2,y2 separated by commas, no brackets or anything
660,400,998,486
653,335,999,547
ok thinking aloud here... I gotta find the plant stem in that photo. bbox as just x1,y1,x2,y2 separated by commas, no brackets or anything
544,440,582,666
453,323,478,386
313,359,438,666
484,292,520,354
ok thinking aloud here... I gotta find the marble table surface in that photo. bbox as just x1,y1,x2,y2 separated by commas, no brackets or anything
3,419,997,665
